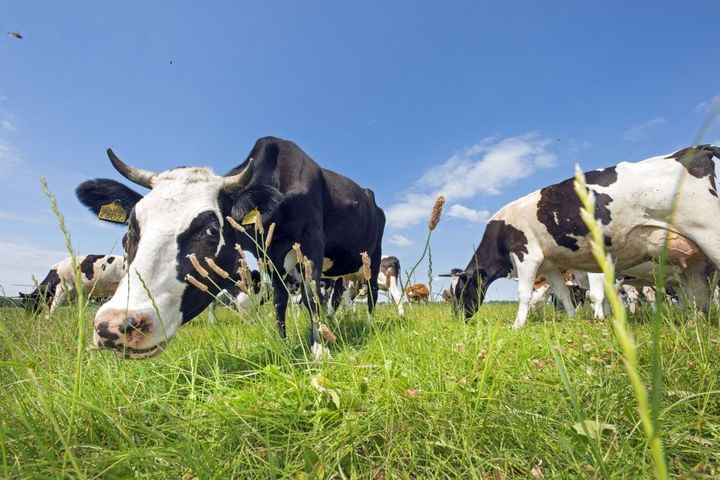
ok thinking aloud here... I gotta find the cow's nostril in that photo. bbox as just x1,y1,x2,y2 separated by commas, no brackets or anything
119,317,141,334
96,321,119,341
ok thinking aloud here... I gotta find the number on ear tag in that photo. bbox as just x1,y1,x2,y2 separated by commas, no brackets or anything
241,208,260,225
98,201,128,224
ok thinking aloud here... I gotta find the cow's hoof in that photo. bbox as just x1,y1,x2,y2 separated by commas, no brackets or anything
311,342,331,360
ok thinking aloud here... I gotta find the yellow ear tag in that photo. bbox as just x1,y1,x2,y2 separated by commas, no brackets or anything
98,201,128,224
241,208,260,226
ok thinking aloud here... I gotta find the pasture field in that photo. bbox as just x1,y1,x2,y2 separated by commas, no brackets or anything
1,301,719,479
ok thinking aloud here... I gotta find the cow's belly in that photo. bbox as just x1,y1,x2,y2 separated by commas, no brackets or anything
541,225,703,273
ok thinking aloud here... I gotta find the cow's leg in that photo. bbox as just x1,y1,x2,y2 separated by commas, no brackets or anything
622,285,639,314
49,284,68,313
681,271,711,313
528,283,550,311
512,259,542,329
546,270,576,318
587,273,606,319
328,279,344,316
272,274,289,338
387,274,405,316
367,250,381,314
298,244,331,358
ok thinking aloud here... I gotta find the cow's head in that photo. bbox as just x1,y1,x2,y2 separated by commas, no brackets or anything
76,149,263,359
440,267,488,319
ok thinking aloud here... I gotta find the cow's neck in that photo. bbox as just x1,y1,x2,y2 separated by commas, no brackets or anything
465,224,514,285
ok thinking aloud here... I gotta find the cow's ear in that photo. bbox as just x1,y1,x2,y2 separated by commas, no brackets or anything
75,179,143,224
229,185,283,224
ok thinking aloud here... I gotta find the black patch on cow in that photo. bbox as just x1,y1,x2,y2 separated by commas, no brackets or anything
124,212,141,264
667,145,720,196
380,256,400,274
585,167,617,187
106,256,116,264
75,179,143,224
537,177,614,251
604,235,612,247
22,267,61,311
80,255,104,281
96,321,119,342
176,210,227,324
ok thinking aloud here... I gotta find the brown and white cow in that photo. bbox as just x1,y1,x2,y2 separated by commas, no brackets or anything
20,255,125,313
448,145,720,328
405,283,430,304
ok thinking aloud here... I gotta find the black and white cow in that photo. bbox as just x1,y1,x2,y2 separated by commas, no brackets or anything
76,136,385,358
448,145,720,328
329,256,404,316
20,255,124,313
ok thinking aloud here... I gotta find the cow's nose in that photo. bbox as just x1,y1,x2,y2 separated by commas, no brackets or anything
118,317,141,335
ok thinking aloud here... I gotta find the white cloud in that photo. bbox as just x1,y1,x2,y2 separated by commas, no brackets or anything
0,210,55,225
388,234,414,247
1,119,17,133
622,117,666,141
386,133,557,228
0,238,67,296
0,138,24,173
447,204,490,223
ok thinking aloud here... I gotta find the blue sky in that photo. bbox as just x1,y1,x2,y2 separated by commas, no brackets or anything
1,1,719,298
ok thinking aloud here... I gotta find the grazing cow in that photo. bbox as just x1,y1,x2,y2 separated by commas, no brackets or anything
20,255,124,313
405,283,430,304
329,256,404,316
76,136,385,358
446,145,720,328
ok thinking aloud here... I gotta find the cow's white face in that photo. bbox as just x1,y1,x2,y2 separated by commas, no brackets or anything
94,168,229,359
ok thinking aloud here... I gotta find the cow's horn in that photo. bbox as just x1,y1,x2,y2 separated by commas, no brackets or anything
107,148,157,189
222,158,254,192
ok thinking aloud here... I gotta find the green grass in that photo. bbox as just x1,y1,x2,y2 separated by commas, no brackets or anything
1,301,720,478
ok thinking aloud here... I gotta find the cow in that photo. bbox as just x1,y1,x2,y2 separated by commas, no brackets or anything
328,256,404,316
207,269,263,324
20,255,124,313
75,136,385,358
446,145,720,328
405,283,430,304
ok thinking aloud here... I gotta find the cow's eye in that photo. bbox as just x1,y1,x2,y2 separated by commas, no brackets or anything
205,226,219,237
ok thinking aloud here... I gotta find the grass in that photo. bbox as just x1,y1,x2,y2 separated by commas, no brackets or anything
2,301,720,478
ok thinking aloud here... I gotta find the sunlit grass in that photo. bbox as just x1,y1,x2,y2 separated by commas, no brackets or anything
2,302,719,478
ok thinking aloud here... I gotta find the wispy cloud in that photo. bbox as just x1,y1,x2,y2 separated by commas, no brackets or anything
1,119,17,133
622,117,666,141
447,204,490,223
386,133,557,228
0,138,24,174
0,210,55,225
388,234,414,247
0,238,67,296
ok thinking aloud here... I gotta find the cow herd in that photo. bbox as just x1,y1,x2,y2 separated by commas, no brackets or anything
17,138,720,360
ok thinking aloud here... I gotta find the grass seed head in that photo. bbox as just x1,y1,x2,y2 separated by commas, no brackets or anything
428,195,446,231
361,252,371,281
293,243,304,265
265,222,276,247
185,274,208,292
318,323,337,344
187,253,209,278
226,215,245,232
304,259,314,281
204,257,229,279
254,212,264,236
